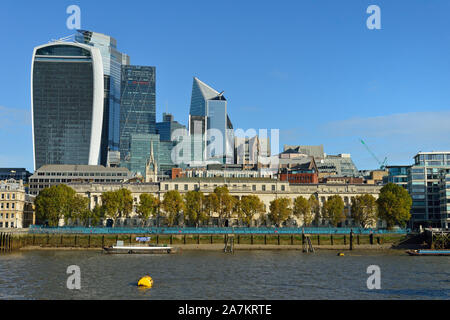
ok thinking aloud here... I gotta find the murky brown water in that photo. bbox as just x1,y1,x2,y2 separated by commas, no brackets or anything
0,250,448,300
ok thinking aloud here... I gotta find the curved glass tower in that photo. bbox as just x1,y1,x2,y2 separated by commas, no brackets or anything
31,42,104,170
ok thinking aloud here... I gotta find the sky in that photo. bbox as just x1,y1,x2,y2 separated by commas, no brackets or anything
1,0,450,172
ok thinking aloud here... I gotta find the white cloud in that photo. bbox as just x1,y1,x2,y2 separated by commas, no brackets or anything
319,110,450,168
323,111,450,139
0,106,31,128
269,69,289,81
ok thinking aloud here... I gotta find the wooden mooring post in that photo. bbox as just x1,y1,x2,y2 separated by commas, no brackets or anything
224,234,234,253
349,230,353,251
0,233,13,253
303,234,315,253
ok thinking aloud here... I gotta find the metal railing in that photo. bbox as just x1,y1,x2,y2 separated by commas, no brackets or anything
28,225,410,235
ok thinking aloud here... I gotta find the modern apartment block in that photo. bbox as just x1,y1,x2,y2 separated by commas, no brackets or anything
75,30,130,165
28,165,132,195
408,152,450,229
384,165,410,188
31,41,104,170
439,169,450,229
119,65,157,161
0,179,35,229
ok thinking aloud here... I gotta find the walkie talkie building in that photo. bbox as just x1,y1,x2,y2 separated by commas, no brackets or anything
31,42,104,170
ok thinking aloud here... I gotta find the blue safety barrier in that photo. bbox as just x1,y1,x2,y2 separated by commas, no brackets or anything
28,225,410,235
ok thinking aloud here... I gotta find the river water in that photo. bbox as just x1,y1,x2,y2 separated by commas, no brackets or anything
0,250,448,300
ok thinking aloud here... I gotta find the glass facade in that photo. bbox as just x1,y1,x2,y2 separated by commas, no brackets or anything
408,152,450,228
120,66,156,161
321,155,359,177
189,78,235,164
32,44,98,170
385,166,411,188
121,134,175,178
76,30,129,165
156,113,186,142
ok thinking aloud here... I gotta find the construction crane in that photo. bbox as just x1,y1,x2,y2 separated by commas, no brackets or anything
360,139,387,170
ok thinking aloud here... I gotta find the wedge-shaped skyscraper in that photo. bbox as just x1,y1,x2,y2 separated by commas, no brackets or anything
31,42,104,170
189,77,234,164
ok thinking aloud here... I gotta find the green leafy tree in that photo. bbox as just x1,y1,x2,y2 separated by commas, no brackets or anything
214,186,235,227
268,198,292,227
35,184,86,226
117,189,134,219
376,183,412,229
89,205,105,227
184,191,208,227
70,195,90,225
351,194,378,228
204,193,219,219
239,195,265,227
137,194,160,226
308,195,321,226
161,190,184,227
323,195,345,227
101,189,134,223
293,196,313,226
101,191,121,222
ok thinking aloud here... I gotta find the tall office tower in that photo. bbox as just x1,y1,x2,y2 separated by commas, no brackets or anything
31,42,104,170
119,66,156,161
189,77,234,165
75,30,129,165
156,113,187,142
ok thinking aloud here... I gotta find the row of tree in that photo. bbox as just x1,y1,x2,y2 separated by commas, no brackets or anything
35,183,412,229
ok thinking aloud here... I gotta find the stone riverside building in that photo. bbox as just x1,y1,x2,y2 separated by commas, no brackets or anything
68,177,384,228
0,179,35,229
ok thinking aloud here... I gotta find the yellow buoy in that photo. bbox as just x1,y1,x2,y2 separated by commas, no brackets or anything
138,276,154,288
338,252,345,256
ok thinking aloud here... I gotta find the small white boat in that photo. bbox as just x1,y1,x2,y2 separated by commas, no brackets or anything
103,239,177,254
103,244,176,254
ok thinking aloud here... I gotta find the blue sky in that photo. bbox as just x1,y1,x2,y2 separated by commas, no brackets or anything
1,0,450,172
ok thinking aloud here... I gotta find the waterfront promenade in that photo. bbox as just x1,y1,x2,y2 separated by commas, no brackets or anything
0,227,413,253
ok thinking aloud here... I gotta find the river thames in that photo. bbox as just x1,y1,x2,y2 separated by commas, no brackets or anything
0,250,448,300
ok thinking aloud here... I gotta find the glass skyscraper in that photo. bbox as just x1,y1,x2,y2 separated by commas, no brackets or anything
75,30,130,165
188,77,234,165
119,65,156,161
31,42,104,170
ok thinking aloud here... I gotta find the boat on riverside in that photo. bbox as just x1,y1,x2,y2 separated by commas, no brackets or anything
103,238,177,254
103,244,176,254
406,249,450,256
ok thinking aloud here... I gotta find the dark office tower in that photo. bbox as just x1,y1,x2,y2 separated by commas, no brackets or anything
31,42,104,170
119,66,156,161
156,113,186,142
75,30,130,165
